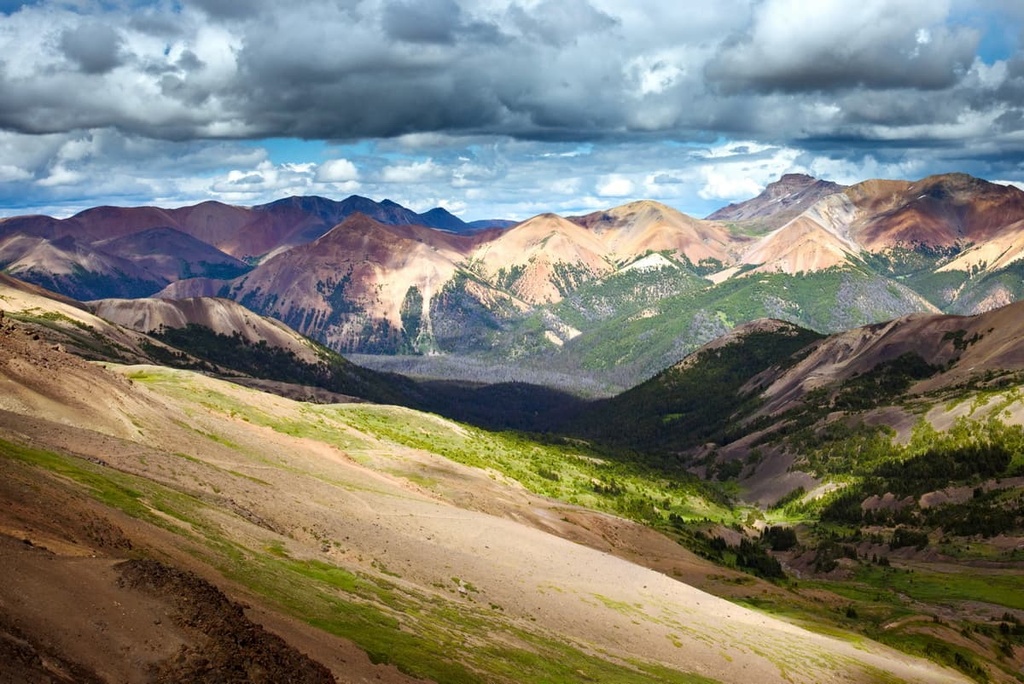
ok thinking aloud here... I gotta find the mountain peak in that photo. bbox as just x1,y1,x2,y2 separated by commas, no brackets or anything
616,199,676,212
418,206,471,232
763,173,825,196
525,212,572,224
317,211,386,236
258,194,336,207
910,173,1005,199
778,172,816,182
421,206,457,218
706,173,845,232
565,199,739,266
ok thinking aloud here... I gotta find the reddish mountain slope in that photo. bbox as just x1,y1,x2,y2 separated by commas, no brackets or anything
221,213,486,349
94,227,248,282
0,195,486,264
846,173,1024,250
68,201,321,259
755,300,1024,415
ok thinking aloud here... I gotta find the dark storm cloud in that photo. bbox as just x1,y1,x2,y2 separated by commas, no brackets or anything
382,0,463,44
508,0,618,47
0,0,1017,149
4,0,1024,219
186,0,272,20
59,21,125,74
127,11,189,39
707,25,979,93
175,49,205,72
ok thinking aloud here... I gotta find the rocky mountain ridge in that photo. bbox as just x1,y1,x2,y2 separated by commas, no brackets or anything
706,172,846,231
0,194,492,301
6,173,1024,387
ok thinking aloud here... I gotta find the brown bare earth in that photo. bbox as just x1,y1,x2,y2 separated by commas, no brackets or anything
90,296,324,364
746,299,1024,418
0,303,970,682
0,460,344,684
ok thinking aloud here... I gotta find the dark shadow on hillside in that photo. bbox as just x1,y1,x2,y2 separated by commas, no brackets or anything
411,379,588,433
144,322,589,434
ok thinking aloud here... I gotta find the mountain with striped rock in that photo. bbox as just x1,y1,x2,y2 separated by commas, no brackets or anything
711,174,1024,280
183,213,496,353
10,173,1024,390
711,193,863,280
843,173,1024,250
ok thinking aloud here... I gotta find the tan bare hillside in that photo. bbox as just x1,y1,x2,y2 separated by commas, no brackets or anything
89,296,322,364
471,212,613,304
572,200,744,266
470,200,745,305
935,218,1024,275
0,273,183,363
752,300,1024,417
726,208,861,277
0,311,966,682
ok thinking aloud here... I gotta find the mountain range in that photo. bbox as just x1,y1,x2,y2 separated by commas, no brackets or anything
7,172,1024,392
0,175,1010,379
0,194,498,300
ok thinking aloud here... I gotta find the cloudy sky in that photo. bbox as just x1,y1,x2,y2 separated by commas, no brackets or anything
1,0,1023,221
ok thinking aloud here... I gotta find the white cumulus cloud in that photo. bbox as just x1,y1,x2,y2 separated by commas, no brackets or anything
596,175,635,197
380,159,440,183
315,158,359,183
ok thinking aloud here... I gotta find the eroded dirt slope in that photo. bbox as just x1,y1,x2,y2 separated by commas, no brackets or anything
0,312,969,683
